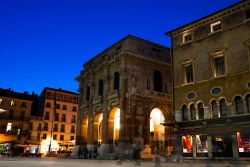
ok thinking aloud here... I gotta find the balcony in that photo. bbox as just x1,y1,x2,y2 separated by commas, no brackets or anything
108,90,120,99
143,90,171,100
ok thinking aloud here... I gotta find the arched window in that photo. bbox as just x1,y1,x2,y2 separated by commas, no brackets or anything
114,72,120,90
219,99,228,117
190,104,196,120
86,86,90,101
98,79,104,96
154,70,162,92
235,96,244,114
182,105,188,121
211,100,219,118
246,94,250,113
198,102,204,119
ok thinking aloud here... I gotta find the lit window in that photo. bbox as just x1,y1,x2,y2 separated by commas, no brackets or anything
182,135,192,153
10,100,15,106
6,122,12,132
210,21,221,33
213,55,225,77
184,63,194,83
0,99,2,105
183,33,192,43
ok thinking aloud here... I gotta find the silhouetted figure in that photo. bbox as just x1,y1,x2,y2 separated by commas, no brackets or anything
78,146,83,159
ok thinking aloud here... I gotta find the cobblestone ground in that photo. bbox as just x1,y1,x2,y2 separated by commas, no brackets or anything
0,157,249,167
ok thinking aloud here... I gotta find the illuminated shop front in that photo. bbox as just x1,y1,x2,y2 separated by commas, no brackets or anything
182,135,192,156
237,132,250,157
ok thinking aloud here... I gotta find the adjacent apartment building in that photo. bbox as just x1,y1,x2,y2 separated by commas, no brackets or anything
166,0,250,159
29,87,79,154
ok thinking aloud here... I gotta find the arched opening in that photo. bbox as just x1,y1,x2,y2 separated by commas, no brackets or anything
246,94,250,113
150,108,165,154
211,100,220,118
235,96,244,114
81,116,88,144
190,103,196,120
219,98,228,117
108,107,120,152
198,102,204,119
93,113,103,145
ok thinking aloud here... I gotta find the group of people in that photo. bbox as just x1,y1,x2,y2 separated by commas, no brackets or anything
77,145,98,159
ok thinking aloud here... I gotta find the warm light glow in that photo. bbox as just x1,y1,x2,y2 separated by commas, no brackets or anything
99,113,103,123
114,108,120,129
6,122,12,132
40,138,59,154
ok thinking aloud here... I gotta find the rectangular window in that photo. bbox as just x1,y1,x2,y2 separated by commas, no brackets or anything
45,112,50,120
37,123,42,131
182,135,193,154
56,104,60,109
72,106,77,112
185,64,194,83
70,136,74,141
61,124,65,132
71,126,75,133
183,33,192,43
37,132,40,140
43,123,48,131
62,105,67,110
71,116,76,123
42,133,47,139
61,114,66,122
60,135,64,141
246,8,250,19
210,21,221,33
53,134,57,140
54,113,59,121
214,55,225,77
196,134,208,153
54,124,58,132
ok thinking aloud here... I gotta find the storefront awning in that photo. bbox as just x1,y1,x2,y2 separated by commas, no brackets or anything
0,134,16,143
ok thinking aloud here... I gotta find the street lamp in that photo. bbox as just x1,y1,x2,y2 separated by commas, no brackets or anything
48,90,56,155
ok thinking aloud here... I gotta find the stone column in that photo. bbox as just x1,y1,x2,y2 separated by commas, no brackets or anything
227,103,234,116
174,130,182,156
76,109,83,145
87,80,95,150
192,135,196,158
231,133,239,159
243,101,248,114
207,135,213,158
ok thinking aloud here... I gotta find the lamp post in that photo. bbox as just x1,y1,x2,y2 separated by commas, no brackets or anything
48,90,56,154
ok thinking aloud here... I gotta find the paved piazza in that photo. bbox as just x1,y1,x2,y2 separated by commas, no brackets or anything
0,157,249,167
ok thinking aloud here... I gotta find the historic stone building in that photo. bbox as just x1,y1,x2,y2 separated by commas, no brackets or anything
76,35,172,158
166,1,250,159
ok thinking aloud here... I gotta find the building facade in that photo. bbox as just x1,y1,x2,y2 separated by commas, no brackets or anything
29,87,79,155
0,88,38,155
76,35,172,158
166,1,250,159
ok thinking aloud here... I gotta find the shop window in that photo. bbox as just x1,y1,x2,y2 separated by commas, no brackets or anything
190,104,196,120
246,94,250,113
235,96,244,114
237,132,250,153
219,99,229,117
210,21,221,33
182,105,188,121
98,79,104,96
114,72,120,90
196,135,208,153
198,102,204,119
211,100,220,118
182,135,193,154
212,136,233,157
154,70,163,92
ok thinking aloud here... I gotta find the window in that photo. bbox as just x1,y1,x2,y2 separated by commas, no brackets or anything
219,99,229,117
37,123,42,131
20,102,27,108
43,123,48,131
71,125,75,133
53,134,57,140
20,111,25,121
71,115,76,123
61,114,66,122
246,8,250,20
72,106,77,112
42,133,47,139
10,100,15,106
182,135,192,153
198,102,204,119
237,132,250,153
6,122,12,133
213,55,225,77
154,70,163,92
70,136,74,141
210,21,221,33
46,102,51,108
45,112,50,120
60,135,64,141
61,124,65,132
8,110,14,119
190,104,196,120
183,33,192,43
62,105,67,110
183,61,194,84
56,104,60,109
54,113,59,121
235,96,244,114
196,134,208,153
98,79,104,96
246,94,250,113
54,124,58,132
37,132,40,140
211,100,220,118
29,122,33,130
114,72,120,90
182,105,188,121
86,86,90,101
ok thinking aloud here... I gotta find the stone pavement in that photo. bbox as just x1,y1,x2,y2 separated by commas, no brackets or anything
0,157,249,167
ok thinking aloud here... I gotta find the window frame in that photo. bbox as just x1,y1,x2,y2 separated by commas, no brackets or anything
210,21,222,33
183,33,192,44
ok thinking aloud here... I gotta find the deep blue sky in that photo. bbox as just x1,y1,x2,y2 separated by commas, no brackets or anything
0,0,240,95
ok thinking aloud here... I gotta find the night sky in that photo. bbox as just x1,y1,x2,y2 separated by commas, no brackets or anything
0,0,240,95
